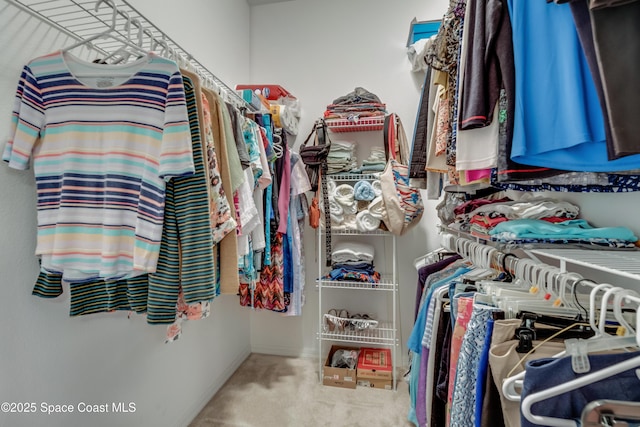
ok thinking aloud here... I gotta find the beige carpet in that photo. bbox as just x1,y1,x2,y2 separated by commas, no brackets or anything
189,353,413,427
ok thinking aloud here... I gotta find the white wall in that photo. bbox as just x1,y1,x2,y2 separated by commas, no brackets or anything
0,1,252,427
247,0,449,365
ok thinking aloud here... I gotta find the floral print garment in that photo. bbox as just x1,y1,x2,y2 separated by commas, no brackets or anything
201,93,237,244
165,286,213,343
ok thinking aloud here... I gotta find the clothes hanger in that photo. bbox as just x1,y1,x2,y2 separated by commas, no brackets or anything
582,400,640,427
502,286,640,403
494,266,582,320
100,11,137,64
412,249,442,271
503,282,608,401
521,355,640,427
62,0,147,62
598,286,629,335
520,293,640,427
613,289,639,336
272,134,284,158
152,38,170,58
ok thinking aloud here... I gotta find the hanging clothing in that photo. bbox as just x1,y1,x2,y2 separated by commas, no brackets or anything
4,50,194,282
506,0,640,172
202,88,241,295
449,304,500,427
520,351,640,427
30,72,216,325
455,1,499,175
161,71,217,338
588,1,640,159
200,91,236,245
488,319,565,427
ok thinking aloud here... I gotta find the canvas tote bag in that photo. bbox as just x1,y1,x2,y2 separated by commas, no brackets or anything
380,113,425,235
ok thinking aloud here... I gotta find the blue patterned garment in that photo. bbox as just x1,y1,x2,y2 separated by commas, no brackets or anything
449,302,500,427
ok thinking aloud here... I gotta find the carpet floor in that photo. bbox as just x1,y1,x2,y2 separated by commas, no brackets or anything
188,353,413,427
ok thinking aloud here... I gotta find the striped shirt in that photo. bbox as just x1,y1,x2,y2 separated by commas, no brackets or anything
3,50,194,282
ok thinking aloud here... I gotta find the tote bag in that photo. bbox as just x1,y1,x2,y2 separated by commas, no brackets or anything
380,113,425,235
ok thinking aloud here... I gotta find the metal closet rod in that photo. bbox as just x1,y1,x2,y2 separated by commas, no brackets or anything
5,0,257,112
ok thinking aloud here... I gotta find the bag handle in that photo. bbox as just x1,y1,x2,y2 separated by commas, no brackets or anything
384,113,397,161
301,118,331,149
383,113,410,165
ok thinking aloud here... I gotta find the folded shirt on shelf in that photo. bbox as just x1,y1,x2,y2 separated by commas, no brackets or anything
332,262,376,272
324,267,381,283
349,148,387,174
331,241,375,264
326,141,357,174
470,198,580,221
489,219,639,244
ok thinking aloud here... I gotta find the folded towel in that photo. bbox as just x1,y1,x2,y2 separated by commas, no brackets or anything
334,184,355,206
332,241,375,263
342,201,358,215
331,140,356,150
368,196,386,219
331,211,344,224
343,214,357,229
356,210,381,232
361,164,386,172
328,179,336,195
357,200,370,211
362,159,387,166
330,199,343,216
354,180,375,201
372,180,382,197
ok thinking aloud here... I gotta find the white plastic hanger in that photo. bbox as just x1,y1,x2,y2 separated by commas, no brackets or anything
413,248,448,271
100,11,136,64
520,291,640,427
62,0,147,59
502,282,621,402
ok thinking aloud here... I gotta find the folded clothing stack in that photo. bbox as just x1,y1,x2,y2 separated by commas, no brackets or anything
327,140,357,174
323,87,387,121
351,148,387,174
326,242,381,283
324,102,387,120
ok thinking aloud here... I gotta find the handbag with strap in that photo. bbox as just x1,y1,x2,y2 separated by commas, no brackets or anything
300,119,332,265
380,113,425,235
299,119,331,192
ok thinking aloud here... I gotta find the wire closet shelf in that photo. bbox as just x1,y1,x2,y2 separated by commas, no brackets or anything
6,0,257,112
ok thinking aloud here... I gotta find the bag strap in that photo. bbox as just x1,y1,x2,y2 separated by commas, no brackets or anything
383,113,410,165
316,118,331,150
396,117,410,165
301,122,318,148
384,113,397,161
302,118,332,149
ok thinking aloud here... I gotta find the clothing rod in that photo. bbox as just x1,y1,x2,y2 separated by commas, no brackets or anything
441,233,601,293
5,0,257,112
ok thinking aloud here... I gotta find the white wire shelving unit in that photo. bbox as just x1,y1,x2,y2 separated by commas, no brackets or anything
317,122,399,391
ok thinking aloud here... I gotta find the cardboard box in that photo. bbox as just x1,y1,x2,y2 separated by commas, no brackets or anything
356,378,393,390
357,347,392,380
322,345,359,389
